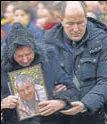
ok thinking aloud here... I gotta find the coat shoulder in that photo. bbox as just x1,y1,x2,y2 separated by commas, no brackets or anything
44,24,62,40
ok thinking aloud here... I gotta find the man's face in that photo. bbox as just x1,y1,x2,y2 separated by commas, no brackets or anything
17,82,35,101
62,8,87,41
14,46,35,67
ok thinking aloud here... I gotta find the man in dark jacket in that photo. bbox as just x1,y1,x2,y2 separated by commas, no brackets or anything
1,23,78,124
44,1,107,124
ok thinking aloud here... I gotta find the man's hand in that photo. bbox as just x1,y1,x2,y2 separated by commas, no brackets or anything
38,100,66,116
53,84,67,94
60,101,85,115
1,95,19,109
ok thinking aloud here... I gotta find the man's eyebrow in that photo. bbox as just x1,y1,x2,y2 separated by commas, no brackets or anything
18,89,24,92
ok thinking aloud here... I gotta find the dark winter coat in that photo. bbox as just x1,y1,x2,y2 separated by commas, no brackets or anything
44,17,107,124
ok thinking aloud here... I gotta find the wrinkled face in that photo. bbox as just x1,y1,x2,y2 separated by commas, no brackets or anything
17,82,35,101
62,9,87,41
14,46,35,67
13,9,30,25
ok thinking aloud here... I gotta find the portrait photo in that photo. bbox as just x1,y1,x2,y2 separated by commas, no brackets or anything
8,64,48,121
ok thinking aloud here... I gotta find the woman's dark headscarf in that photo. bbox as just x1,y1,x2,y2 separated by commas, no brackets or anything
1,23,43,70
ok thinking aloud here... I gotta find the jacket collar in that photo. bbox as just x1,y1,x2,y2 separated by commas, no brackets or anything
46,23,89,50
46,24,67,50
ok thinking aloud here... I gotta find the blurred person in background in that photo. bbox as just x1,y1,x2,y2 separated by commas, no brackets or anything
84,1,100,19
13,3,44,41
29,1,40,21
2,2,15,23
85,1,100,13
1,1,8,18
96,1,107,25
1,2,15,41
52,1,63,23
1,2,17,56
35,1,57,30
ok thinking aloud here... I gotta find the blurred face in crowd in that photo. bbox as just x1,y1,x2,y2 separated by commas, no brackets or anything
13,9,30,25
62,3,87,41
4,4,14,22
100,1,107,13
17,82,35,101
36,3,53,22
85,1,100,13
14,46,35,67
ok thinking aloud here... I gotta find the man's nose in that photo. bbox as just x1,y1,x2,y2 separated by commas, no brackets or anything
72,24,79,31
24,89,29,95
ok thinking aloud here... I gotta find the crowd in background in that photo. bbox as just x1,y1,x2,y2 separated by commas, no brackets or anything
1,1,107,42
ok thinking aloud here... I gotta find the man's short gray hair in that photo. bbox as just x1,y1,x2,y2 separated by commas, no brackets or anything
60,1,87,17
15,74,35,86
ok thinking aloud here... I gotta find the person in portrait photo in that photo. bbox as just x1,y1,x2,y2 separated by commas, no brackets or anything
15,74,47,120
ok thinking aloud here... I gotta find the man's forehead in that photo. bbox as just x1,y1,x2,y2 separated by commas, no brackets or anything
65,3,85,17
15,46,32,52
64,12,85,22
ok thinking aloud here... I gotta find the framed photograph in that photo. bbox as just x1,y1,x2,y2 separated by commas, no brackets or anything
8,64,48,121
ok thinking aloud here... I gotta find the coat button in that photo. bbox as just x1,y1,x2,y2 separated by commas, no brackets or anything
93,59,96,62
60,63,64,67
54,81,58,85
78,65,80,68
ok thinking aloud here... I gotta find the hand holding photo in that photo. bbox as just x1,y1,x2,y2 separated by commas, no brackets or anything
8,64,48,121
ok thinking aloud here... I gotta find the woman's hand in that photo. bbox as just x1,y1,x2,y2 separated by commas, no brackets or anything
1,95,19,109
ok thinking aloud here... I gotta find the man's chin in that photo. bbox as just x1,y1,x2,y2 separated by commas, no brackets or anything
72,36,82,41
25,99,33,101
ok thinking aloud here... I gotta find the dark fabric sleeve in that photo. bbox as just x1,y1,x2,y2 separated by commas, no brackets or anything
43,47,79,102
